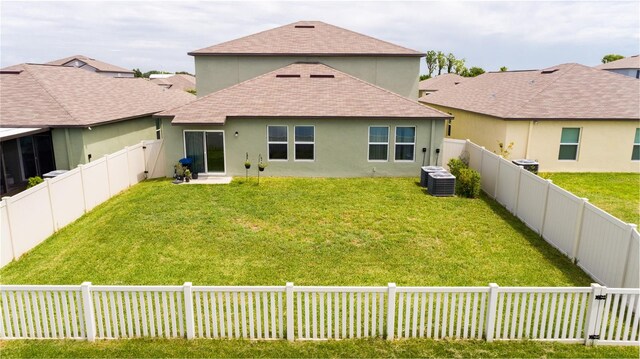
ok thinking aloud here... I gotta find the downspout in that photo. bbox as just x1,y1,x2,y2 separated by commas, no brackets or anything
64,128,73,169
525,120,534,159
429,120,436,165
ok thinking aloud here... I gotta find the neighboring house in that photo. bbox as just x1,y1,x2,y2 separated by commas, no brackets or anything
157,62,450,177
418,73,465,97
595,55,640,79
420,63,640,172
189,21,424,99
47,55,135,78
0,64,194,194
150,74,196,92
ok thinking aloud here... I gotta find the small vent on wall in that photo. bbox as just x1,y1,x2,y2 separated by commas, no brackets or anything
294,25,315,28
276,74,301,78
310,74,334,78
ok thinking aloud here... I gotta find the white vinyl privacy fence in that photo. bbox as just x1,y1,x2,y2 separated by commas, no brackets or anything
1,283,638,346
443,139,639,288
0,140,165,268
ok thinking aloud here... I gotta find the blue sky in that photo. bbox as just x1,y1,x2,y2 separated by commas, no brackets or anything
1,1,638,74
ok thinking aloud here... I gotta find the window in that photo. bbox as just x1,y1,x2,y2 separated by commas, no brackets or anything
558,128,580,160
295,126,314,161
267,126,288,160
395,127,416,161
368,127,389,161
633,128,640,161
155,118,162,139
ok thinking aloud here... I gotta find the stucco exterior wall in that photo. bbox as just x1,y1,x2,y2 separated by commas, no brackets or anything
430,105,510,155
51,117,157,169
194,56,420,99
161,117,445,177
527,120,640,172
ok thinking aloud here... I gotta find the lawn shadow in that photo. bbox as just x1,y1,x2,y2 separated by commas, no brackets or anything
478,192,592,285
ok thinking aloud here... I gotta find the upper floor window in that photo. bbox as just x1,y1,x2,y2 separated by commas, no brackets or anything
295,126,314,161
368,127,389,161
267,126,288,160
395,127,415,161
558,128,580,160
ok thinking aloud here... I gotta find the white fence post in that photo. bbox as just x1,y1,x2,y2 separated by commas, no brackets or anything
386,283,397,340
2,196,17,261
78,164,89,213
620,224,638,287
485,283,499,342
44,179,57,231
183,282,195,339
493,157,502,199
570,198,589,261
125,146,132,188
286,282,294,341
81,282,96,341
539,179,553,235
584,283,605,346
512,166,523,215
104,155,112,197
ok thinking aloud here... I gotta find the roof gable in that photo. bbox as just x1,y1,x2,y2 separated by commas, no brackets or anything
1,64,195,127
158,63,449,124
421,63,640,120
189,21,424,57
47,55,134,74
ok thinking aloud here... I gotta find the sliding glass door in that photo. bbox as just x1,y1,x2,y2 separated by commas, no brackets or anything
184,131,225,174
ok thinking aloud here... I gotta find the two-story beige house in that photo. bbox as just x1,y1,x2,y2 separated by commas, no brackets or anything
157,21,451,177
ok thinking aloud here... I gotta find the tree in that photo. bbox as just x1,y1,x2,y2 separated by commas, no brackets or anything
453,58,466,75
425,50,437,78
419,74,431,81
436,51,446,75
132,68,143,78
446,53,456,73
601,54,624,63
462,66,485,77
175,71,195,76
500,66,508,72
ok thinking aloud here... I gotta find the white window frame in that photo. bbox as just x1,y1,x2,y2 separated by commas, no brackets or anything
558,127,581,161
368,126,389,162
182,130,226,175
632,128,640,161
394,126,416,162
267,125,288,161
294,125,315,162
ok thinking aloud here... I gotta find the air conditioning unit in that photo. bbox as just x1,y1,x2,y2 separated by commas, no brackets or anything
420,166,445,188
427,172,456,196
512,159,539,174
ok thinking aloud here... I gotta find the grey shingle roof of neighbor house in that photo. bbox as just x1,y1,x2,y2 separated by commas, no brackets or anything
157,62,451,124
150,74,196,91
189,21,424,57
595,55,640,70
419,73,466,92
0,64,195,127
47,55,134,74
420,63,640,120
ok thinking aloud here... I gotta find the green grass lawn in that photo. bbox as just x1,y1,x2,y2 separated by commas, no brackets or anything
1,338,638,358
541,173,639,225
1,177,591,286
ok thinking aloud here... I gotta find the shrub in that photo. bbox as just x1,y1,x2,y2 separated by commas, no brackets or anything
456,168,481,198
447,158,467,178
27,176,44,188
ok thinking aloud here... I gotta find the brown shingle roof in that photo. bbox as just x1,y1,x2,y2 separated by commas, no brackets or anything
150,74,196,91
595,55,640,70
189,21,424,57
47,55,134,74
158,63,450,124
0,64,195,127
419,73,466,92
420,63,640,120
